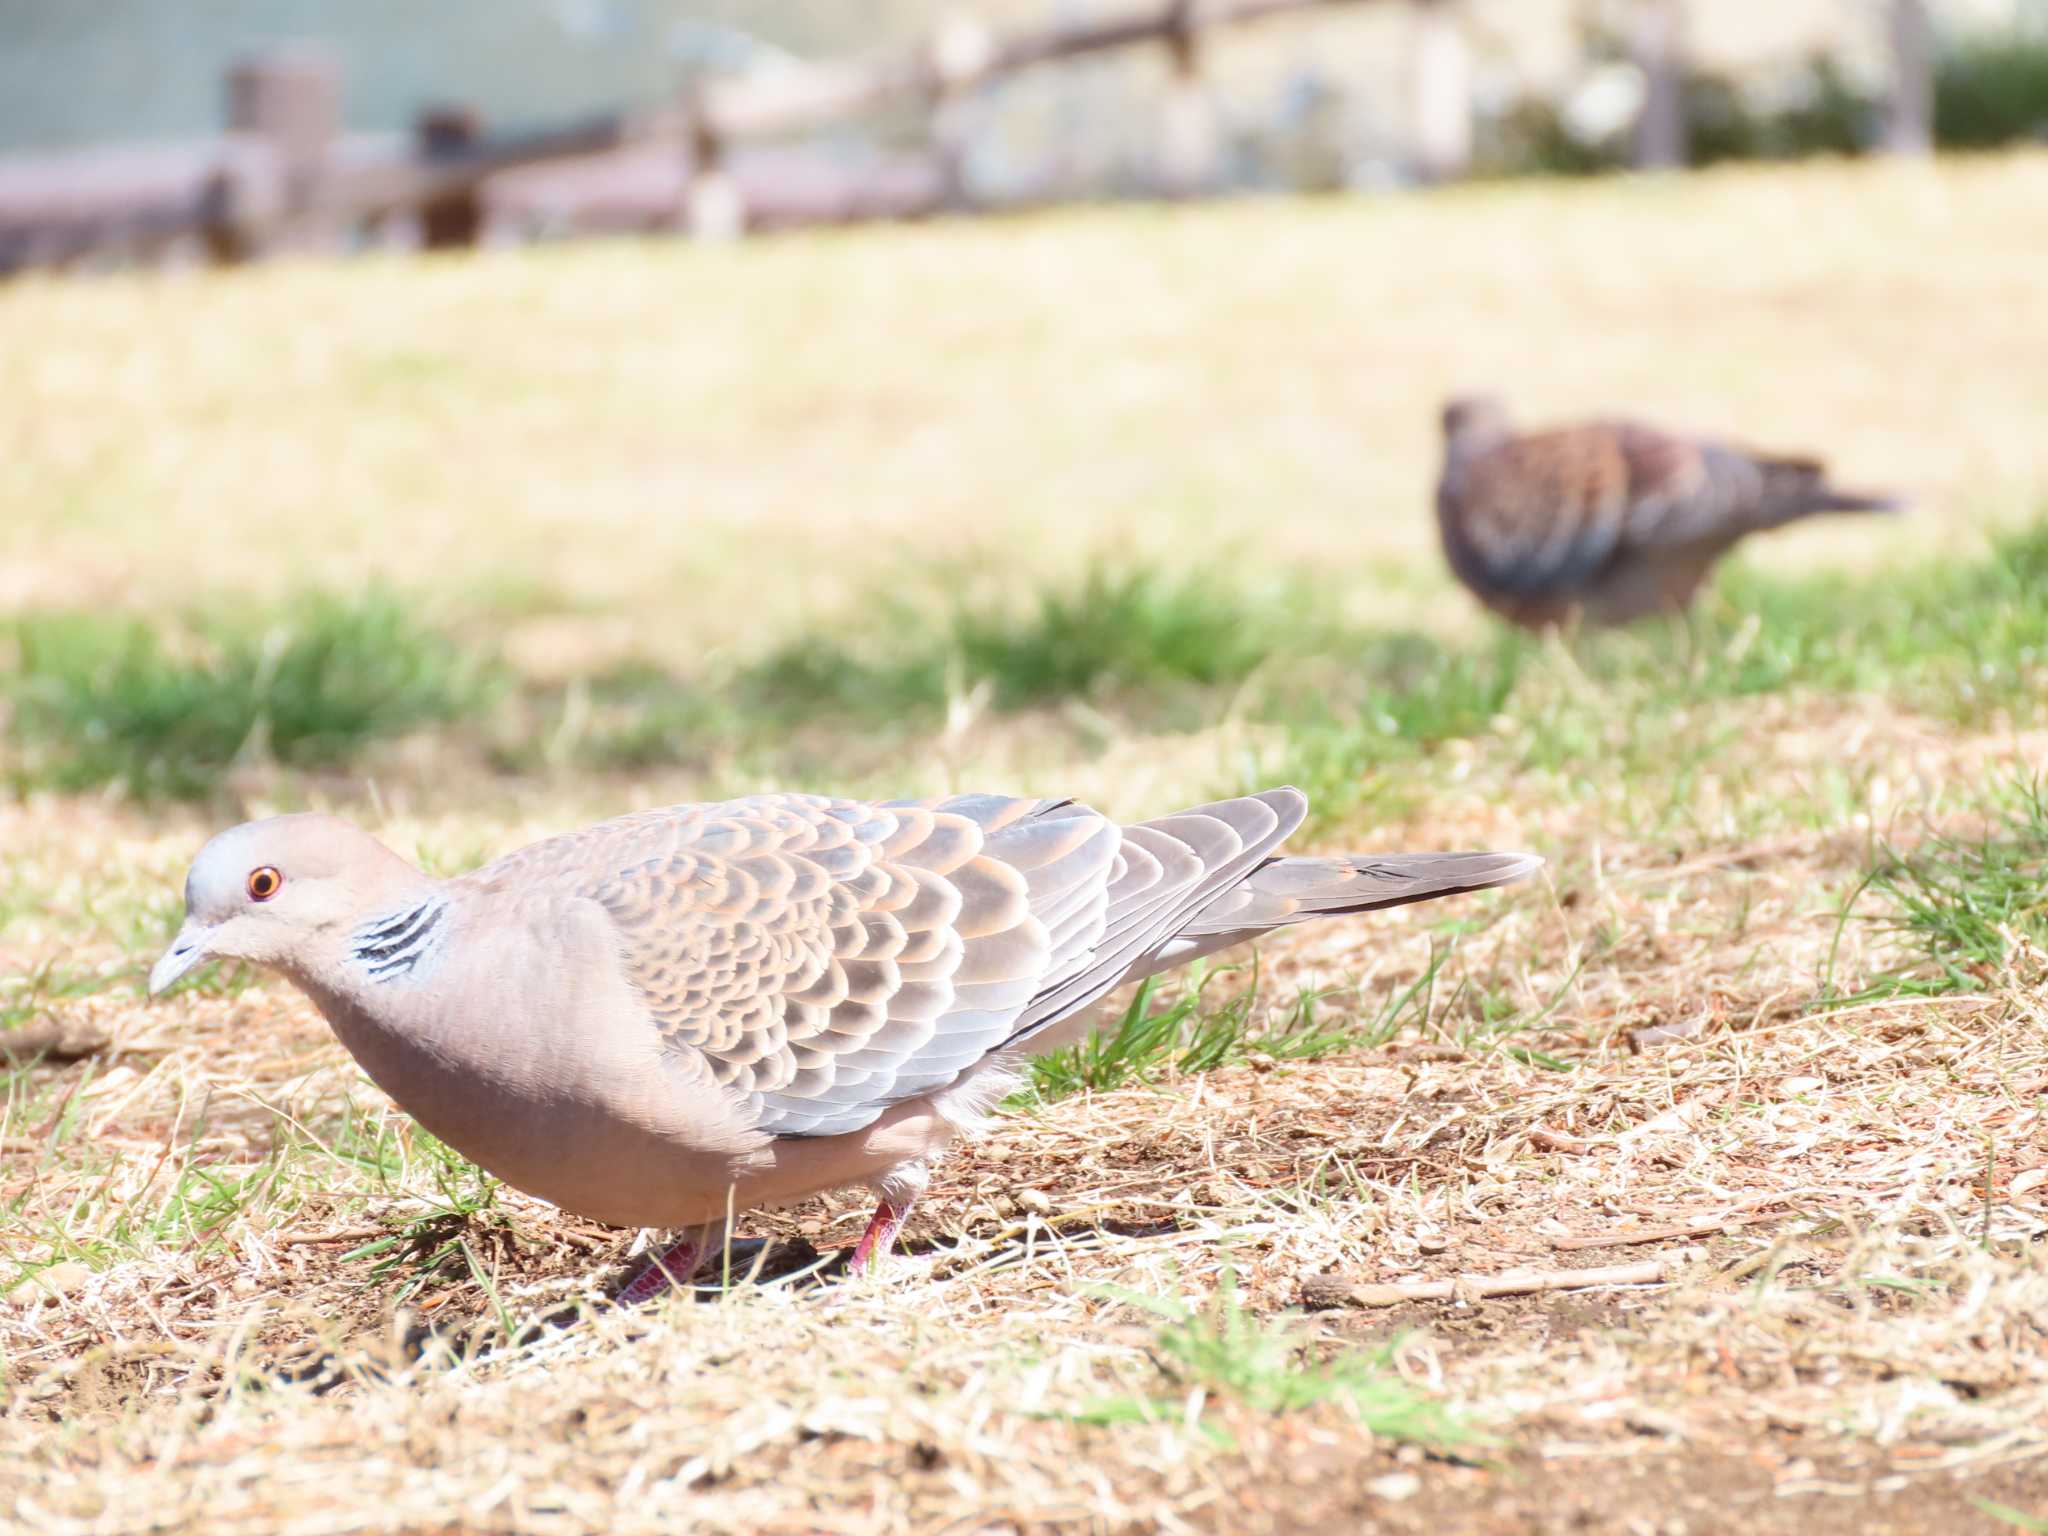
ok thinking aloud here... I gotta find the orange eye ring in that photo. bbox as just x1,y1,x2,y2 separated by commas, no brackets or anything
247,867,283,902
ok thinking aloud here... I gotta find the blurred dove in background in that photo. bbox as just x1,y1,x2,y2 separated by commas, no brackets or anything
1435,394,1902,628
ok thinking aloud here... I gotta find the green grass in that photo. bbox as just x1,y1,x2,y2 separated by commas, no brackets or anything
1261,518,2048,811
1243,629,1529,829
0,961,123,1032
0,905,262,1024
1830,776,2048,1003
518,563,1319,772
336,1134,516,1306
0,1059,269,1279
943,565,1314,711
1972,1497,2048,1534
0,1073,513,1305
1076,1269,1471,1449
3,591,495,799
1016,950,1452,1106
1659,517,2048,713
1253,517,2048,834
728,563,1320,731
6,520,2045,805
538,662,744,774
527,511,2048,815
1937,30,2048,150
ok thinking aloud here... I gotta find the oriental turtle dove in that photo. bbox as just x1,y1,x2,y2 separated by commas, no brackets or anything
1437,395,1900,627
152,787,1538,1298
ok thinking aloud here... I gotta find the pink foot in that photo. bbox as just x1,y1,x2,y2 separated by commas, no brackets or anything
616,1234,704,1307
848,1198,912,1275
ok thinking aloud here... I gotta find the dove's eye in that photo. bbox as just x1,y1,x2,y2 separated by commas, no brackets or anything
247,867,283,901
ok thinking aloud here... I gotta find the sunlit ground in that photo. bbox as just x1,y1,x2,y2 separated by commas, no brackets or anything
2,151,2046,1534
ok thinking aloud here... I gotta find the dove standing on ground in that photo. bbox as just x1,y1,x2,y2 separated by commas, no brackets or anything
1435,395,1901,628
151,789,1538,1301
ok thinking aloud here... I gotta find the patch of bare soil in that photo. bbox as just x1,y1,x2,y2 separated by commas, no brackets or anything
1233,1446,2048,1536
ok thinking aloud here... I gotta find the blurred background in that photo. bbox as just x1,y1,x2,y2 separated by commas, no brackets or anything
10,14,2048,1523
7,2,2048,238
0,0,2045,829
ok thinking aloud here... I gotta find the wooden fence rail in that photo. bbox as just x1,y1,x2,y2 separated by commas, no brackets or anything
0,0,1946,275
0,0,1374,274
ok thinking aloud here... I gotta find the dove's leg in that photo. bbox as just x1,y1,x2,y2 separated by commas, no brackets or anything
616,1219,729,1306
848,1197,914,1274
850,1160,931,1274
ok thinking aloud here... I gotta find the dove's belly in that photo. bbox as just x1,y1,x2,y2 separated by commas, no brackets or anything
294,893,967,1228
313,981,967,1225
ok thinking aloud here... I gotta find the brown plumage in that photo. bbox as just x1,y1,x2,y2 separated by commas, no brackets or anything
1435,395,1901,627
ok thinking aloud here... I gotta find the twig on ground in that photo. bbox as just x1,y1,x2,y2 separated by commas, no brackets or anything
0,1016,114,1063
1550,1208,1794,1251
1300,1258,1678,1309
272,1228,399,1247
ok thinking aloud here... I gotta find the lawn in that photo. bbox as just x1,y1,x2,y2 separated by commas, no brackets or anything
2,151,2046,1534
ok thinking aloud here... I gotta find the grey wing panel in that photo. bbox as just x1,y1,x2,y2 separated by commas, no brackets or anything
584,789,1342,1140
1000,789,1308,1051
1615,428,1761,549
826,799,1125,1109
757,790,1314,1126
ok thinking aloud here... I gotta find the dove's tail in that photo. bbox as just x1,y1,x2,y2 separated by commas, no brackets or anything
1807,488,1904,514
1759,457,1904,525
1133,838,1542,978
1000,787,1540,1059
1183,850,1543,936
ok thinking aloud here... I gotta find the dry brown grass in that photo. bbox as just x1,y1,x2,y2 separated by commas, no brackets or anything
5,155,2048,1533
3,698,2044,1534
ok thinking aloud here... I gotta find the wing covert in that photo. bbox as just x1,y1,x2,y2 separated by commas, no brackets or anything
571,793,1122,1137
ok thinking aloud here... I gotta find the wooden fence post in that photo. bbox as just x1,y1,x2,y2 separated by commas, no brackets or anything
1630,0,1688,170
1158,0,1223,196
197,168,255,265
681,83,744,240
416,106,485,247
1410,0,1472,183
225,50,341,253
1884,0,1934,155
927,12,996,211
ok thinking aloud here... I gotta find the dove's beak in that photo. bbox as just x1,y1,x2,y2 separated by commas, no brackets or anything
148,923,214,996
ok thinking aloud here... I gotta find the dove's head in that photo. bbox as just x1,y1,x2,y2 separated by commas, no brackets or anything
150,814,426,994
1440,394,1511,458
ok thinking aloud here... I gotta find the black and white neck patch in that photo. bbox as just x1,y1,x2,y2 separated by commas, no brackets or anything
349,898,449,984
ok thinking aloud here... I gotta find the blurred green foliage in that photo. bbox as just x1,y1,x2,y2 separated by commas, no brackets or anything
1935,28,2048,148
744,565,1318,723
4,520,2044,806
1246,517,2048,830
555,565,1326,772
2,591,495,798
1481,25,2048,177
1685,56,1872,167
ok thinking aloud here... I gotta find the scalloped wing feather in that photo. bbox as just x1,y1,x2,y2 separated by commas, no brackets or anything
473,790,1531,1141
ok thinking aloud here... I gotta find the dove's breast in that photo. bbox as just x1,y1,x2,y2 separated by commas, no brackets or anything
301,891,788,1227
